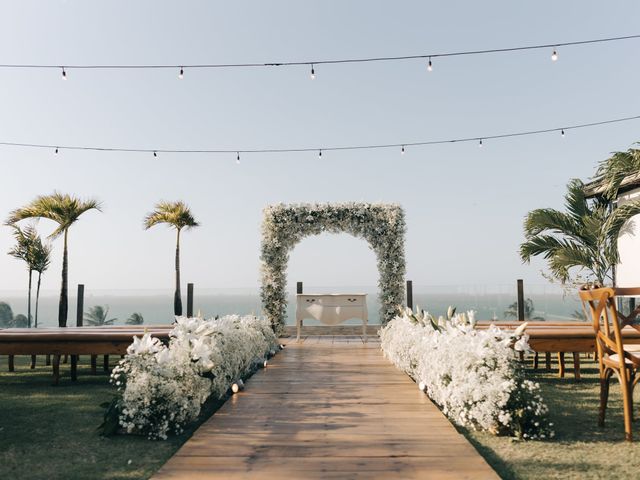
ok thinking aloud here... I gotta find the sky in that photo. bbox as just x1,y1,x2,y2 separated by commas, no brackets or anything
0,1,639,295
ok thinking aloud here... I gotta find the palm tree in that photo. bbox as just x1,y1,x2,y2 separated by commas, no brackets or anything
125,312,144,325
0,302,13,328
32,236,52,328
7,225,36,327
6,192,101,327
593,146,640,199
520,179,640,285
504,298,545,320
84,305,117,326
144,201,199,316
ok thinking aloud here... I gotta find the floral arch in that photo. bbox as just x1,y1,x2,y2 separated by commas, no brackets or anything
260,202,406,333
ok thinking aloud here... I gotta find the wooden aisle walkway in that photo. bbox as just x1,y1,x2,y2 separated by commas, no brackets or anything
152,336,498,480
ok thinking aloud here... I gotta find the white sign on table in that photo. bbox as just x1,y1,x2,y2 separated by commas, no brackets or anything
296,293,368,342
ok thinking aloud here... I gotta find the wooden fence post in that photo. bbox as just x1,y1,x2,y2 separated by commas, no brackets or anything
76,284,84,327
406,280,413,310
187,283,194,318
297,282,303,294
517,279,525,321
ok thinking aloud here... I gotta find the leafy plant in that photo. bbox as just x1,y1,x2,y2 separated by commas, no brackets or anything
504,298,544,320
84,306,117,326
6,192,101,327
144,201,199,316
520,179,640,285
125,312,144,325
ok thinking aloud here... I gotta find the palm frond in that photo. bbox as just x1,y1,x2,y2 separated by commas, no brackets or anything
144,200,200,231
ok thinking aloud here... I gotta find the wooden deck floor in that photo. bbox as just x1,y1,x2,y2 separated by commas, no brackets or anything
152,336,498,480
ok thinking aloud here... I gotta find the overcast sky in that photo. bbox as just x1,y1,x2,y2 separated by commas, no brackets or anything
0,1,639,294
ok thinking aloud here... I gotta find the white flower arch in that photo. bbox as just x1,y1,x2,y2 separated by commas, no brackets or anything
260,202,406,333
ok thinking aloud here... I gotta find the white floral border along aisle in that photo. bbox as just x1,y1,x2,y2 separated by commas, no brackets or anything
260,202,406,333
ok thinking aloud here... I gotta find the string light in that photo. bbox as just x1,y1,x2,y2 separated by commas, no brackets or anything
1,114,638,157
236,151,240,164
2,34,635,76
310,64,315,80
551,48,558,62
479,139,483,148
427,57,433,72
178,67,184,79
61,67,67,80
561,129,565,137
401,145,405,155
55,147,58,154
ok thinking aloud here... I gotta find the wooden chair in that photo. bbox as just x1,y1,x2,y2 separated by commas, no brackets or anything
579,286,640,440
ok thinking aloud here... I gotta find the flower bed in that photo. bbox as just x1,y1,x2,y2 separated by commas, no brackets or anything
101,315,279,440
380,307,553,440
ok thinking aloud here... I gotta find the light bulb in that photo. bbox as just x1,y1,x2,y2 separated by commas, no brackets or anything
55,147,59,154
401,145,405,155
561,129,565,137
310,64,315,80
231,383,239,394
318,149,322,159
178,67,184,79
479,139,483,148
551,48,558,62
427,57,433,72
263,359,268,368
153,151,157,158
418,381,426,392
236,152,240,164
61,67,67,80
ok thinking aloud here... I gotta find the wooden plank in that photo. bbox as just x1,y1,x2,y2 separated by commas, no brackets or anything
151,338,498,479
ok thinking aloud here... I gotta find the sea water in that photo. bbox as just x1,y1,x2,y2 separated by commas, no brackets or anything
0,284,584,327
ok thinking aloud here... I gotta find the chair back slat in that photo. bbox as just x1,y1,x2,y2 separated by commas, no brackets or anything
579,287,627,370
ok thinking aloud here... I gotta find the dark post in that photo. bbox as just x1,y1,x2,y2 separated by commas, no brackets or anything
296,282,303,294
76,284,84,327
517,279,525,321
187,283,194,317
406,280,413,310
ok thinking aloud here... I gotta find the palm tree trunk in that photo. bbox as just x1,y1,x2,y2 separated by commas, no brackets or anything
58,229,69,327
174,228,182,316
27,269,32,328
35,271,42,328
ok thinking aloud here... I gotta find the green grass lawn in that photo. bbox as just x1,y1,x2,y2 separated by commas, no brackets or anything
464,356,640,479
0,355,226,480
3,354,640,479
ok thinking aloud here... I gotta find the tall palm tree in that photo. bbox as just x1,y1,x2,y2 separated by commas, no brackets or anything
6,192,101,327
594,146,640,199
32,235,52,328
126,312,144,325
7,225,39,328
520,179,640,285
144,201,199,316
84,305,117,326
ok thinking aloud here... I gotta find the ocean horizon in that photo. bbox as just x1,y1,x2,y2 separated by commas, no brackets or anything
0,284,584,327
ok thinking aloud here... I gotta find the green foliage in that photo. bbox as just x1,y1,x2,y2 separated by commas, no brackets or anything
12,314,28,328
144,201,199,231
504,298,545,320
125,312,144,325
84,306,117,326
594,146,640,199
520,179,640,285
0,302,13,327
6,192,101,239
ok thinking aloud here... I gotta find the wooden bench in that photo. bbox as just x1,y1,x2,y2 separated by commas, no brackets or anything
0,326,172,384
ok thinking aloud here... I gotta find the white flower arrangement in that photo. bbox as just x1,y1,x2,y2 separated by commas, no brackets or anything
260,202,406,333
102,315,279,440
380,307,553,440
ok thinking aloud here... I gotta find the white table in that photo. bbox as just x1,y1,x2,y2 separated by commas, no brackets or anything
296,294,368,342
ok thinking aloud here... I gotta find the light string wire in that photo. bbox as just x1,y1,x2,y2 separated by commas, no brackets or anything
1,34,639,71
4,114,640,156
